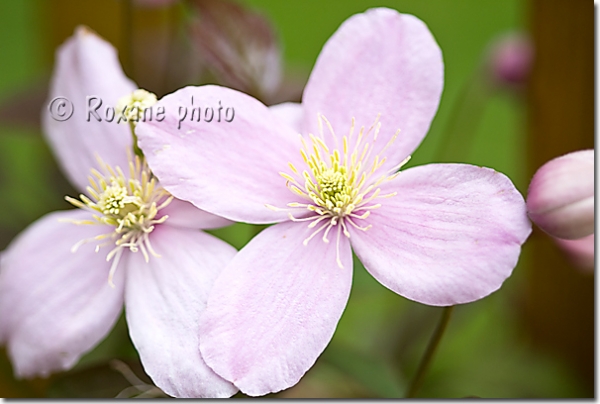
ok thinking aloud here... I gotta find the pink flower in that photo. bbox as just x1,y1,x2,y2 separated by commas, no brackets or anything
0,27,237,398
136,8,532,395
527,150,594,240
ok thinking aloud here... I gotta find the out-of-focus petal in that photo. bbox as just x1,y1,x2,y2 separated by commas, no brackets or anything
350,164,531,306
0,210,125,377
161,197,233,229
555,234,595,272
136,85,303,224
125,226,237,398
302,8,443,172
269,102,303,134
527,150,594,239
43,26,137,192
198,221,353,396
188,0,282,99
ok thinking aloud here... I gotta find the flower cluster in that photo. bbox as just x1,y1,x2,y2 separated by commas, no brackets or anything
0,8,534,398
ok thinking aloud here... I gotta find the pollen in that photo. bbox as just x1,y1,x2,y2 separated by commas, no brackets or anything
115,88,157,123
98,182,130,215
115,88,158,158
269,114,410,268
64,152,172,286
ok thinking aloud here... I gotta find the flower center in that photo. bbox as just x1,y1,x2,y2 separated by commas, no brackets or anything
98,181,132,215
115,88,158,123
268,114,410,268
315,167,350,212
62,89,166,286
65,154,173,286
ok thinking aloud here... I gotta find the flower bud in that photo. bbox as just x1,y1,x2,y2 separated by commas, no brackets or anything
527,150,594,239
188,0,282,101
487,32,533,87
555,234,595,272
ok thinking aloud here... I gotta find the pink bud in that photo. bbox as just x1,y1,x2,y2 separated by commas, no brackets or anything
527,150,594,240
555,234,595,272
188,0,282,100
487,32,533,87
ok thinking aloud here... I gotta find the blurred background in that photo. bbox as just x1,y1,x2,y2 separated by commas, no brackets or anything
0,0,594,398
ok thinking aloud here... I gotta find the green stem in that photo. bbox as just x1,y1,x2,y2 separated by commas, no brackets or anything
129,121,144,158
434,65,492,163
405,306,454,398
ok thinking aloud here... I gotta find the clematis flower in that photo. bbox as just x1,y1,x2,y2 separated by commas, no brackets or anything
136,8,532,395
0,27,238,398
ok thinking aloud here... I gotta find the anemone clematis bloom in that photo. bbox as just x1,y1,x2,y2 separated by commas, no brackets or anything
0,27,238,398
136,8,532,395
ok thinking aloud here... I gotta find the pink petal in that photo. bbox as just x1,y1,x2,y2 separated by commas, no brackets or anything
0,210,125,377
124,225,237,398
42,27,137,192
198,221,353,396
302,8,443,171
350,164,531,306
527,149,594,240
554,234,595,272
269,102,303,133
161,197,233,229
136,85,303,224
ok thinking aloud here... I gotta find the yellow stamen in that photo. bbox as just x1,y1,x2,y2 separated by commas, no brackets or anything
64,152,172,286
269,113,409,267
